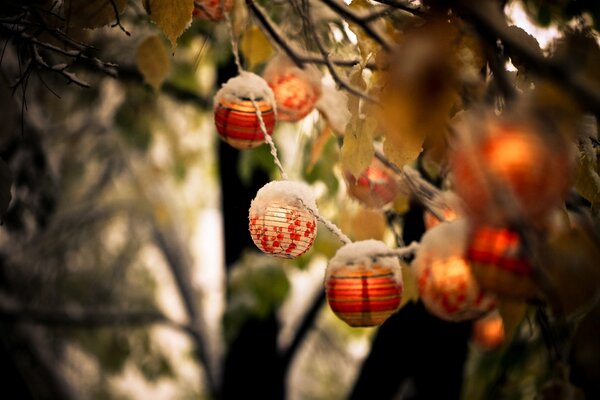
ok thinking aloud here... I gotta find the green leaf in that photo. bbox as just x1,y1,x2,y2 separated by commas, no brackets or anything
136,35,172,90
146,0,195,49
64,0,127,29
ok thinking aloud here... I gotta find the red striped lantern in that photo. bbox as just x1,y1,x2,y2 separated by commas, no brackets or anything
467,226,538,299
193,0,233,21
214,72,277,150
451,120,572,226
263,55,322,122
415,255,495,321
325,241,403,327
344,157,399,209
249,181,317,259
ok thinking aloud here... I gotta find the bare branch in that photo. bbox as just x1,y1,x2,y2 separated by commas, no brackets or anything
370,0,427,18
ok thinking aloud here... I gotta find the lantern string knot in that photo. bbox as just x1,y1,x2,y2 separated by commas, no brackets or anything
250,97,288,180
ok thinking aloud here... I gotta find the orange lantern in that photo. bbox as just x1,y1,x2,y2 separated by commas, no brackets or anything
344,157,399,209
472,312,505,351
325,240,403,327
263,55,322,122
414,219,495,321
214,72,277,150
451,119,572,226
467,226,538,299
249,181,317,258
192,0,233,21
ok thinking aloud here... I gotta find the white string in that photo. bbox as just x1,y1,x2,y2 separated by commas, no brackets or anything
369,241,420,262
250,98,289,180
223,2,243,73
298,199,351,245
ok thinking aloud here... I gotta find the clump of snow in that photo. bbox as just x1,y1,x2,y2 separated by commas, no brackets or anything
413,219,471,271
326,240,403,285
214,71,276,108
315,80,351,133
249,180,317,214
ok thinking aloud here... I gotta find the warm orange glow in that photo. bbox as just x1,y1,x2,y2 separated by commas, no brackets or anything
473,313,505,350
267,73,321,122
424,208,457,230
344,158,399,208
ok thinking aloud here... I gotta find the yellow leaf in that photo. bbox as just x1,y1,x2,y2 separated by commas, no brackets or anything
240,25,273,69
497,299,527,341
340,207,386,241
399,265,419,309
136,35,172,90
341,117,375,176
146,0,194,49
64,0,127,29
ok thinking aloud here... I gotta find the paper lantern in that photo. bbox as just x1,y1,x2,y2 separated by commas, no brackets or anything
472,312,505,351
451,120,572,225
344,157,399,208
249,181,317,258
325,240,403,327
467,226,538,299
192,0,233,21
415,256,495,321
263,55,321,122
214,72,277,149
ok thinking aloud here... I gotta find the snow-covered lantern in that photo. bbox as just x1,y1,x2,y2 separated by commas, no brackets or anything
263,55,321,122
192,0,233,21
214,72,277,149
413,219,495,322
467,226,538,299
472,312,505,351
249,181,317,258
344,157,399,209
325,240,403,327
451,119,572,226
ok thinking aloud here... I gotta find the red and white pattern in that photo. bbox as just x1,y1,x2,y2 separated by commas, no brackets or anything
344,157,399,209
249,202,317,258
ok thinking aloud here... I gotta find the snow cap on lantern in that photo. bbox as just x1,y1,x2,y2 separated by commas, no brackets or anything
263,55,322,122
214,71,277,149
467,226,538,299
344,156,400,209
249,181,317,259
193,0,234,21
413,219,495,322
325,240,403,327
450,113,573,226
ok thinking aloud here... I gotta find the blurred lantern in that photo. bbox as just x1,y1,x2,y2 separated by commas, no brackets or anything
325,240,403,327
414,219,495,321
249,181,317,258
467,226,538,299
214,72,277,149
472,312,505,351
263,55,322,122
192,0,233,21
451,119,572,226
344,157,399,208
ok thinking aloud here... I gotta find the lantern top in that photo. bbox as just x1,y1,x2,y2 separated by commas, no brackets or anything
250,180,317,214
413,218,470,268
215,71,276,108
327,240,402,284
263,54,322,90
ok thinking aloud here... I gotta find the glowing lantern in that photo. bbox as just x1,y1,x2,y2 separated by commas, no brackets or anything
451,119,572,225
413,219,495,321
344,157,399,208
263,55,322,122
467,226,538,299
249,181,317,258
192,0,233,21
214,72,277,150
325,240,403,327
472,312,505,351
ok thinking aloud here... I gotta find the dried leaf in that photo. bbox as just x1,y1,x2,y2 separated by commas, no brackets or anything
145,0,195,48
574,138,600,207
64,0,127,29
136,35,172,90
307,124,334,172
239,25,273,69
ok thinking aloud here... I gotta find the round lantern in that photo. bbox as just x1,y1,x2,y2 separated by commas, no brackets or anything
192,0,233,21
263,55,322,122
472,312,505,351
413,219,495,321
451,119,572,226
344,157,399,209
214,72,277,150
467,226,538,299
325,240,403,327
249,181,317,258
